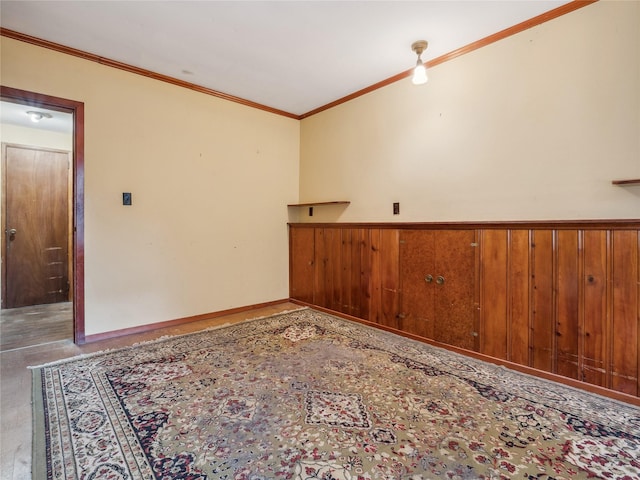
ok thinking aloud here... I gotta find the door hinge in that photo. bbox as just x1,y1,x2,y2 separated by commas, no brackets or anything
470,242,478,247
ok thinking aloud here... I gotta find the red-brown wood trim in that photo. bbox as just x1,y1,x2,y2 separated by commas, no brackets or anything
290,299,640,407
0,146,7,310
287,201,350,207
299,70,410,119
289,220,640,230
83,299,290,343
0,28,299,120
0,86,86,344
299,0,597,119
612,179,640,185
425,0,598,70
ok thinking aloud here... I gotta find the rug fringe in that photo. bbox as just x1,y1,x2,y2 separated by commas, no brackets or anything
28,306,308,369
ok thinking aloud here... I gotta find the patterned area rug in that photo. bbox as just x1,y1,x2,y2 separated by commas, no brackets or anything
33,308,640,479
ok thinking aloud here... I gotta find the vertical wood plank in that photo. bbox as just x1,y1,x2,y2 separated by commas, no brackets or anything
313,228,329,308
327,228,342,313
399,230,435,338
556,230,580,380
434,230,476,350
582,230,608,387
473,230,481,353
369,229,382,324
610,230,639,395
479,229,508,359
289,226,315,303
359,229,372,321
339,229,352,315
348,229,363,318
509,230,531,366
531,230,555,372
379,229,400,329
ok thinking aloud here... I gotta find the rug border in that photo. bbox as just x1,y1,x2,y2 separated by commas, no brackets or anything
32,367,47,480
28,307,308,370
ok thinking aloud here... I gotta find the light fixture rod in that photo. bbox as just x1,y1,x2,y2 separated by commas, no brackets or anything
411,40,428,57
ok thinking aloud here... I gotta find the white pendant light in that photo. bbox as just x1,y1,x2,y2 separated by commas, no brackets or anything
411,40,429,85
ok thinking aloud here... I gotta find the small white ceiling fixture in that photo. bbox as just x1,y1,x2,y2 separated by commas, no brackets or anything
26,110,53,123
411,40,429,86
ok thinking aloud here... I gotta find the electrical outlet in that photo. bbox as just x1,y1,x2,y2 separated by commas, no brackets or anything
393,202,400,215
123,192,132,205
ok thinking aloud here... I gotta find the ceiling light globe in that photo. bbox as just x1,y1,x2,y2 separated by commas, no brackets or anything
412,63,428,85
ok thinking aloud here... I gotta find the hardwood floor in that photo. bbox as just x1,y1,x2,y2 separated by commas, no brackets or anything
0,301,300,480
1,302,73,352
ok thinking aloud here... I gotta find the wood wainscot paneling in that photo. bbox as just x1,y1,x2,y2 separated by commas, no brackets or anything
307,226,400,327
289,226,315,304
289,221,640,401
478,224,640,398
611,230,639,395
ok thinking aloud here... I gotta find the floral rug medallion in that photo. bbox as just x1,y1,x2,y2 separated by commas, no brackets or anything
33,308,640,479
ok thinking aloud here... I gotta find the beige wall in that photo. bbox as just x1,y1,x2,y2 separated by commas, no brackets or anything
1,37,300,336
1,124,73,151
299,1,640,223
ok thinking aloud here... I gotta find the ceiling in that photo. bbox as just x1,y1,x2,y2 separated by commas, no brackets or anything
0,0,572,117
0,101,73,133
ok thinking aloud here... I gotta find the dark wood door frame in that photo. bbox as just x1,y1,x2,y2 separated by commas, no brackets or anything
1,86,85,344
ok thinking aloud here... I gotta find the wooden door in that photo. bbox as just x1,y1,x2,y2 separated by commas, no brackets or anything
400,230,436,338
369,228,400,329
2,144,70,308
433,230,477,350
400,229,477,349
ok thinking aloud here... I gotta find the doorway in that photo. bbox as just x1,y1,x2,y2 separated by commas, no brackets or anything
3,143,71,308
0,87,85,344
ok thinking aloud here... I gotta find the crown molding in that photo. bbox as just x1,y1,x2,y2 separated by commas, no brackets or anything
299,0,597,119
1,1,597,121
0,27,300,120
